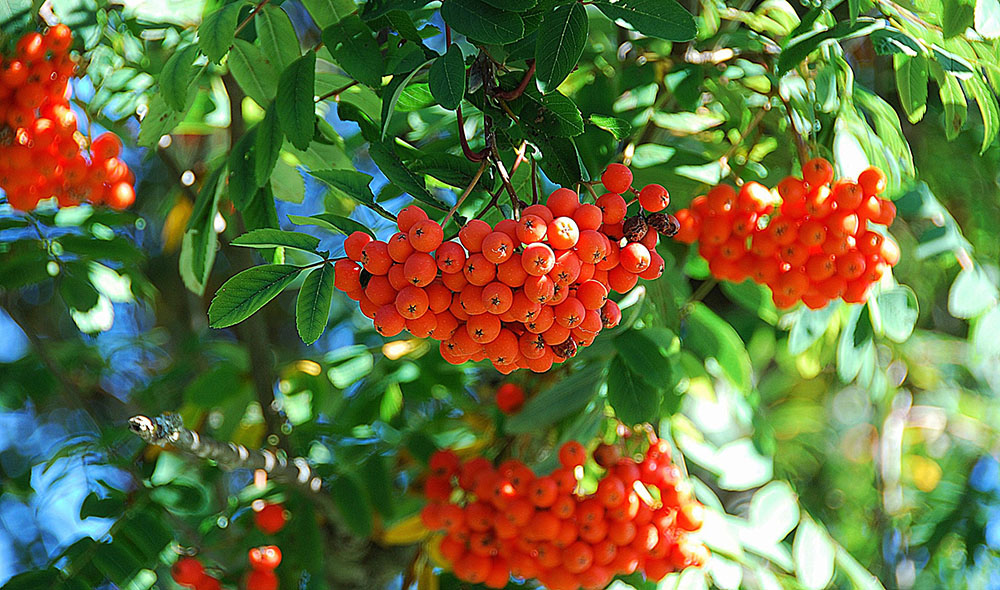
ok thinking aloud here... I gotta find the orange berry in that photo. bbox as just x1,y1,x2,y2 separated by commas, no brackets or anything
395,285,429,319
496,382,525,414
409,218,444,252
248,545,282,570
253,503,287,534
559,440,586,468
463,252,497,286
547,216,580,250
171,557,205,587
547,187,581,217
858,166,887,196
397,204,429,232
601,163,632,193
638,183,669,212
802,157,834,186
361,241,392,275
459,219,491,252
516,214,547,244
706,184,736,213
481,231,514,264
344,231,372,261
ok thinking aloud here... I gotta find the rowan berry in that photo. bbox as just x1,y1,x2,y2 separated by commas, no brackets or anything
254,502,287,534
361,241,392,275
547,187,581,217
802,157,834,186
516,214,547,244
171,557,205,587
248,545,282,570
482,282,513,315
409,218,444,252
387,232,414,263
547,216,580,250
638,183,669,212
374,305,406,337
858,166,887,196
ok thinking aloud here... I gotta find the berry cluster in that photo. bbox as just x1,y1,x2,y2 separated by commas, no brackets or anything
333,164,679,373
673,159,899,308
246,546,282,590
420,440,707,590
171,557,222,590
0,26,135,211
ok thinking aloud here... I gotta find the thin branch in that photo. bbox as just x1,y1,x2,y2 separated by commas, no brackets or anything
233,0,271,38
530,158,539,205
456,105,486,162
128,414,323,491
316,80,359,102
491,148,521,218
495,61,536,101
443,158,488,226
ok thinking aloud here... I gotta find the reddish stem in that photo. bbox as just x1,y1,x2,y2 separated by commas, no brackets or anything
496,61,536,101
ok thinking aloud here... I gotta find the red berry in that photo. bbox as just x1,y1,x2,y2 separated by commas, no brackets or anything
253,503,287,535
496,383,525,414
601,163,633,194
248,545,282,570
171,557,205,587
246,568,279,590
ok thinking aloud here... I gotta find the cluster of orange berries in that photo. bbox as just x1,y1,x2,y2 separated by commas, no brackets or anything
169,502,287,590
0,26,135,211
420,440,707,590
673,159,899,309
333,164,678,373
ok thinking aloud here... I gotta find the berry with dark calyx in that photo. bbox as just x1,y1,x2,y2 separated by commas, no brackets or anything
552,337,578,359
593,443,621,468
248,545,282,570
622,215,649,243
171,557,205,587
647,212,680,237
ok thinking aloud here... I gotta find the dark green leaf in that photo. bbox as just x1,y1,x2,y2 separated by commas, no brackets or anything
59,270,100,312
481,0,536,9
232,229,321,251
894,53,928,123
307,169,398,220
301,0,356,28
369,142,448,210
505,362,607,433
323,15,385,88
1,570,61,590
229,39,279,105
288,213,377,237
961,75,999,153
208,264,303,328
778,19,884,74
534,3,587,93
80,491,124,519
362,0,430,20
254,102,284,187
591,0,696,42
874,286,919,342
382,58,434,138
181,167,225,294
848,0,860,24
296,262,334,344
441,0,526,44
532,135,588,186
330,475,373,536
244,184,281,231
588,114,632,140
277,51,317,151
160,44,200,111
607,355,661,425
837,304,875,383
429,44,466,110
519,90,584,137
199,3,242,63
91,541,142,585
948,264,999,319
361,455,395,519
257,5,301,71
614,329,674,385
228,126,257,210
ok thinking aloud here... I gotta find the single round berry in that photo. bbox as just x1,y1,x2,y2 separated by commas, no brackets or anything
601,163,633,194
253,503,287,534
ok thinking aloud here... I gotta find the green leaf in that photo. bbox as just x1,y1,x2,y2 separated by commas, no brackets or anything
894,54,928,123
481,0,536,9
519,90,585,137
588,114,632,140
614,329,674,385
80,491,125,519
2,570,61,590
835,544,887,590
296,262,334,344
256,5,301,71
301,0,356,28
534,3,588,93
948,264,999,319
606,355,661,425
591,0,696,42
254,102,284,187
505,362,607,433
228,126,257,210
441,0,526,44
848,0,860,24
778,19,883,74
749,482,799,541
837,304,875,383
369,142,447,210
208,264,303,328
59,270,100,312
330,475,373,536
961,75,999,153
684,303,752,390
181,167,225,295
232,229,321,251
199,2,242,63
360,455,396,519
276,51,317,151
382,58,434,138
874,286,918,342
229,39,279,105
323,15,385,88
788,303,840,355
532,135,588,186
931,62,968,140
307,169,398,220
977,0,1000,38
429,44,466,110
793,519,835,590
943,1,975,38
160,44,200,111
288,213,376,237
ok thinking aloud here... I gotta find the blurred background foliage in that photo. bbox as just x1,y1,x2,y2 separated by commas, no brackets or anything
1,0,1000,590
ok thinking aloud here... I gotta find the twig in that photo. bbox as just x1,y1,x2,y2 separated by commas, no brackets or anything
456,105,486,162
583,183,599,201
687,278,718,304
233,0,271,38
491,147,521,218
128,414,323,491
495,61,536,101
443,158,488,226
316,80,359,102
530,158,539,204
